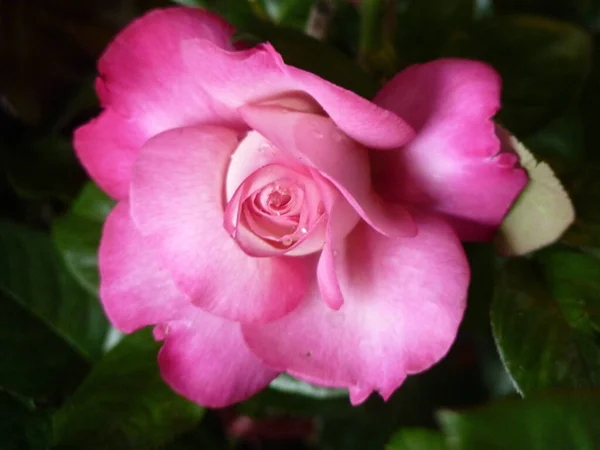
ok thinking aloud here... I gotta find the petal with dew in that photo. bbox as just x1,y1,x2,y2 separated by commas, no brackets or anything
240,105,416,238
243,211,469,404
181,38,414,150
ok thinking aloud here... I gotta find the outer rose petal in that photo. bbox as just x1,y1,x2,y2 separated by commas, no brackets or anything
243,211,469,404
76,6,414,199
75,110,147,199
130,126,308,323
76,7,239,199
372,59,528,241
97,7,236,124
100,201,276,407
157,316,278,408
99,200,191,333
181,38,415,149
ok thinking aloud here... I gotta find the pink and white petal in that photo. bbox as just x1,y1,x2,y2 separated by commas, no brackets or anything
372,58,527,241
181,39,414,149
157,314,278,408
130,126,308,323
240,104,416,238
98,7,237,129
74,109,147,199
243,211,469,404
75,7,242,199
99,200,193,333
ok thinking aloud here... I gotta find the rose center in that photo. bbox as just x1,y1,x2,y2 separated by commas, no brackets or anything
267,190,292,212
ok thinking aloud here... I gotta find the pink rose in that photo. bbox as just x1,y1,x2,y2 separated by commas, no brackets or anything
75,7,527,407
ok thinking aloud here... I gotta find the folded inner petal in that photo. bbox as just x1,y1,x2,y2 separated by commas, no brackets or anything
181,38,415,150
240,104,416,238
225,163,327,257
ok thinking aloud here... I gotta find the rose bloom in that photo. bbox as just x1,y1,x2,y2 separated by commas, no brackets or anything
75,7,527,407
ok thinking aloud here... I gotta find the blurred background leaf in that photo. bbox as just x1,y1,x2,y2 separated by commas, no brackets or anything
459,15,591,135
387,429,448,450
438,391,600,449
53,182,115,295
52,329,205,450
0,287,90,403
492,249,600,395
0,221,108,360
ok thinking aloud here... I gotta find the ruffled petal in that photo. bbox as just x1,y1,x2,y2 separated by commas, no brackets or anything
130,126,308,323
372,59,528,241
74,110,147,199
75,7,239,199
243,211,469,404
97,7,237,127
181,39,414,149
100,201,277,408
99,200,192,332
157,314,278,408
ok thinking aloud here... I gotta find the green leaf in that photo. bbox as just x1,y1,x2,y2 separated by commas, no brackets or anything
52,329,205,450
387,429,448,450
0,288,90,400
260,0,314,29
0,221,108,360
491,249,600,395
561,163,600,252
53,182,115,295
269,374,347,399
494,0,600,29
467,15,591,134
5,135,87,203
0,390,51,450
395,0,476,65
438,391,600,449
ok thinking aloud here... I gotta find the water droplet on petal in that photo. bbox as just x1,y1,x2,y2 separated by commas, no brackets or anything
312,129,324,139
282,237,293,246
300,227,307,234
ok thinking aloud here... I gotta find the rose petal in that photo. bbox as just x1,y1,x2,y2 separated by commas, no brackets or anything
240,105,417,238
225,164,326,257
97,7,236,126
372,58,528,241
181,38,414,149
130,126,308,323
74,109,147,199
243,211,469,404
312,172,360,311
99,201,275,408
157,315,278,408
99,200,192,332
75,7,239,199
